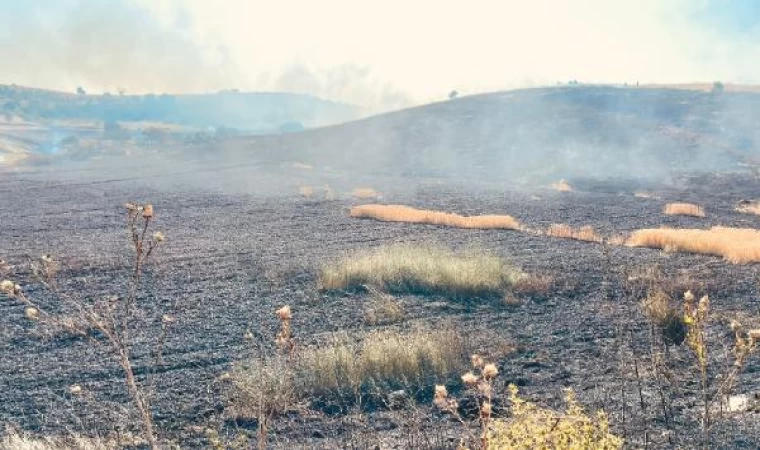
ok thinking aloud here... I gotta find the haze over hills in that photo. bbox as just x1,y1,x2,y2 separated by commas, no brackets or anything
0,84,361,166
199,85,760,185
4,85,760,188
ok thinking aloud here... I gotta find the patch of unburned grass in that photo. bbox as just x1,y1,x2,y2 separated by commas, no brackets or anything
352,187,382,199
232,327,468,407
551,179,573,192
626,226,760,264
545,224,603,243
663,202,705,217
298,327,467,399
736,200,760,216
350,204,521,230
298,185,314,198
319,244,525,299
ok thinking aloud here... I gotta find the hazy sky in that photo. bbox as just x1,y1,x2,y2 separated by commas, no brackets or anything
1,0,758,109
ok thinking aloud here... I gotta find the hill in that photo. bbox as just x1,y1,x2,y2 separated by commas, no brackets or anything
204,85,760,183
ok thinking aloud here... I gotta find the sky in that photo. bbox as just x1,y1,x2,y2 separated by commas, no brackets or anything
0,0,758,110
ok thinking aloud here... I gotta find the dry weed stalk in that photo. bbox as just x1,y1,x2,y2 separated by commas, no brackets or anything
663,202,706,217
434,354,498,449
350,204,521,230
1,203,166,450
298,186,314,198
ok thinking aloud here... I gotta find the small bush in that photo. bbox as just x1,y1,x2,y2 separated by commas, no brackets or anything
625,226,760,264
663,202,705,217
486,385,623,449
229,355,296,419
350,204,521,230
319,244,525,299
641,289,686,345
546,224,602,243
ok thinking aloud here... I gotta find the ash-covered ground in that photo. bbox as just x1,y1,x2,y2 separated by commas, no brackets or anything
2,167,760,449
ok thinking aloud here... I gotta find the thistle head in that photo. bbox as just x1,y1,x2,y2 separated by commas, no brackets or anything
684,290,695,302
142,204,154,218
461,372,479,385
276,305,292,321
25,307,39,320
471,354,484,368
482,363,499,379
0,279,14,295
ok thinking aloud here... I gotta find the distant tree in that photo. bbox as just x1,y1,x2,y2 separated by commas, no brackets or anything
448,90,458,100
712,81,725,94
76,86,86,95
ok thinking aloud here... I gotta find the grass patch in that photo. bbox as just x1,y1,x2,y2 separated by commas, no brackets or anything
736,200,760,216
231,327,468,409
1,429,118,450
663,202,705,217
546,224,603,243
626,226,760,264
319,244,525,299
551,179,573,192
352,187,382,199
350,204,521,230
298,185,314,198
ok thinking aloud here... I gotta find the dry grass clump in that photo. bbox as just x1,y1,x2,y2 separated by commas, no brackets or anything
232,327,467,406
641,289,687,345
350,204,521,230
364,288,405,325
546,224,603,243
736,200,760,216
298,327,466,398
352,187,382,199
663,202,705,217
298,186,314,198
1,429,117,450
634,191,654,199
319,244,525,299
551,179,573,192
625,226,760,264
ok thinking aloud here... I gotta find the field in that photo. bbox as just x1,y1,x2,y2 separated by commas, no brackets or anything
2,164,760,449
2,86,760,449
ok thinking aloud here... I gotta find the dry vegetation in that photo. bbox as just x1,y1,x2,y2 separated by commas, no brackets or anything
232,327,468,411
0,429,116,450
545,224,603,243
736,200,760,216
626,226,760,263
663,202,706,217
350,204,521,230
319,244,525,299
351,187,382,199
298,185,314,198
551,179,573,192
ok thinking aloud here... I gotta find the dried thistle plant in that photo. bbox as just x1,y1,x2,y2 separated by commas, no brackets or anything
2,202,168,450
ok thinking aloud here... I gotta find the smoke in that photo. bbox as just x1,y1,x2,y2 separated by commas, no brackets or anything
2,0,759,111
0,1,243,94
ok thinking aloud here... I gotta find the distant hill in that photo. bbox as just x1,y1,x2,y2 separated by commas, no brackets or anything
205,85,760,183
0,84,360,131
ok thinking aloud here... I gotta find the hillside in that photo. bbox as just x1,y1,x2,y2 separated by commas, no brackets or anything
201,85,760,184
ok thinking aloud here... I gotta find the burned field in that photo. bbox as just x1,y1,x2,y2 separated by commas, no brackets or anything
2,169,760,449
